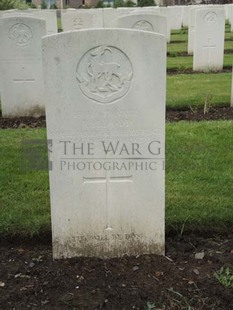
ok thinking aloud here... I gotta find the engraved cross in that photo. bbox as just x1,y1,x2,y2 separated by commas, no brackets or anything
13,78,35,83
83,171,133,231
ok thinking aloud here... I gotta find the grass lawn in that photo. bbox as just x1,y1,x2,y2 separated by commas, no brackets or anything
0,121,233,238
167,72,232,109
168,40,233,54
170,24,233,43
166,120,233,235
167,54,233,70
57,17,62,31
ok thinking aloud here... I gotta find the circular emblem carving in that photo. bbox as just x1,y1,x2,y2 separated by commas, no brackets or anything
9,23,33,46
133,21,154,32
204,12,217,23
76,46,133,104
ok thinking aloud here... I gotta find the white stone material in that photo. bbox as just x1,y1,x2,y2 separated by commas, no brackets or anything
103,8,118,28
103,7,170,42
42,29,166,259
117,13,167,39
188,6,197,55
33,10,57,35
225,4,229,20
0,16,46,117
61,9,103,31
193,7,225,71
229,4,233,32
159,7,171,43
188,5,204,55
168,6,184,30
103,8,137,28
182,5,191,27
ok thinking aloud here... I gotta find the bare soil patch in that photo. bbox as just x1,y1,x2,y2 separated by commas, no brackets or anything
1,235,233,309
1,106,233,129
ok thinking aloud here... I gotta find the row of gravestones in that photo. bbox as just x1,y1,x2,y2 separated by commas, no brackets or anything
1,4,232,33
0,13,232,260
1,6,232,118
189,6,225,72
0,12,168,118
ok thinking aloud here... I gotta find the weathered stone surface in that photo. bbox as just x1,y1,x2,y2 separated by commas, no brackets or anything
42,29,166,259
0,16,46,117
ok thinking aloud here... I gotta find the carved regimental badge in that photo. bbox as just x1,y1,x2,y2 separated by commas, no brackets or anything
204,12,217,24
76,46,133,104
9,23,33,46
133,21,154,32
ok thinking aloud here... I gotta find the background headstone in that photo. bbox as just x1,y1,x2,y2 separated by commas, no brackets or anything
0,16,46,117
168,6,183,30
33,10,57,35
193,7,225,71
182,5,191,28
1,9,57,35
117,14,167,39
42,29,166,259
61,9,103,31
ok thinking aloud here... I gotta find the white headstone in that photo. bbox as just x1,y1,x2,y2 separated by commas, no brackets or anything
225,4,229,20
168,6,184,30
42,29,166,259
129,8,170,42
229,4,233,32
159,7,171,43
188,6,197,55
61,9,103,32
33,10,57,35
117,13,167,39
103,8,119,28
182,5,191,27
193,7,225,71
0,16,46,117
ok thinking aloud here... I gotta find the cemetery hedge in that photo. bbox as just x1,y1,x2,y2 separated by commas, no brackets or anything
0,121,233,239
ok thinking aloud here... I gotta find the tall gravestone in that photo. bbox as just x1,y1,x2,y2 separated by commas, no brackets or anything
193,7,225,71
42,29,166,259
0,16,46,117
117,14,167,38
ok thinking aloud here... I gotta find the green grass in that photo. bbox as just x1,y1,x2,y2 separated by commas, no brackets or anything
166,120,233,234
168,40,233,54
57,17,62,31
0,122,233,237
167,72,232,109
167,54,233,70
0,129,50,237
